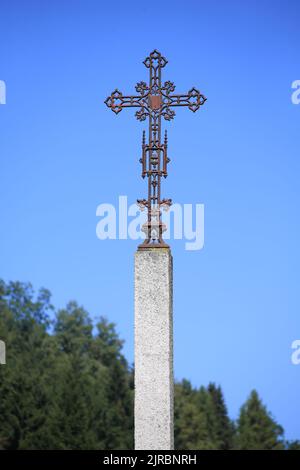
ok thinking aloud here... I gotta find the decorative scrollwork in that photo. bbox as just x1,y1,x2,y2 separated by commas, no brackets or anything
137,199,148,211
104,89,123,114
135,81,149,95
143,49,168,69
163,81,176,94
160,199,172,211
135,108,148,121
187,87,207,112
104,50,206,248
162,108,175,121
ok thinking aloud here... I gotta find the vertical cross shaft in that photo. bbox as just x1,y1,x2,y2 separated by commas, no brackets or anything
139,51,171,248
105,49,206,249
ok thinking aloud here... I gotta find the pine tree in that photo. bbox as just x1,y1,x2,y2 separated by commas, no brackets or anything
207,383,235,449
175,381,218,449
0,281,58,449
175,380,212,449
92,317,133,449
236,390,284,450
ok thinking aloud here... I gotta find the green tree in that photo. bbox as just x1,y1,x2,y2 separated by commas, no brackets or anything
91,317,133,449
207,383,235,449
0,281,133,450
285,440,300,450
0,280,57,449
175,380,208,449
175,381,218,449
236,390,284,450
53,302,102,449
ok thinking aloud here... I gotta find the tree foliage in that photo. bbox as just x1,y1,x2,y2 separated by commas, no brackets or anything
235,390,284,450
0,280,296,450
0,280,133,449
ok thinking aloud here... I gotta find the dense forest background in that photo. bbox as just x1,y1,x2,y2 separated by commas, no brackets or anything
0,280,299,450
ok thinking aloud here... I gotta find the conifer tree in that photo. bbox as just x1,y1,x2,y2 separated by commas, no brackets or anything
207,383,235,449
236,390,284,450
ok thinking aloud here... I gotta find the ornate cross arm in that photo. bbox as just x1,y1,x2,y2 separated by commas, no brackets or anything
165,87,206,111
104,89,147,114
160,86,207,120
105,81,153,120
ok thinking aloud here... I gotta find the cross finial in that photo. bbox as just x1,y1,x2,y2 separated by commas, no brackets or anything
105,50,206,248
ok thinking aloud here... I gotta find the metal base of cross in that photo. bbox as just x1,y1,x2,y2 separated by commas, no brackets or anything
138,219,170,250
137,240,170,250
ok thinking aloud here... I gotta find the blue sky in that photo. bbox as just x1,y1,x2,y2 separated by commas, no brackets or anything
1,0,300,440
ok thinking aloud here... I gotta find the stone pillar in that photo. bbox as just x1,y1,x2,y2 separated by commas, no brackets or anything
134,248,174,450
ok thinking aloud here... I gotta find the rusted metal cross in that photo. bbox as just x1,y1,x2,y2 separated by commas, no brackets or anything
105,49,206,249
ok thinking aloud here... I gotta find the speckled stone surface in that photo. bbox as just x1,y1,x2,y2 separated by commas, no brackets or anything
134,248,174,450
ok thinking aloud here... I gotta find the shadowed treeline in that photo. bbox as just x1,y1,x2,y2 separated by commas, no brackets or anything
0,280,298,450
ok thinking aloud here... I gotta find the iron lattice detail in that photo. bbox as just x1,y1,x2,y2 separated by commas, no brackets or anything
105,50,206,249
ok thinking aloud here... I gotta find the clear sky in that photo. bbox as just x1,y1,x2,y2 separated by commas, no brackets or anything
1,0,300,440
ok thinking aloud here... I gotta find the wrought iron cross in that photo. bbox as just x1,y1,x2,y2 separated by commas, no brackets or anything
105,50,206,249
